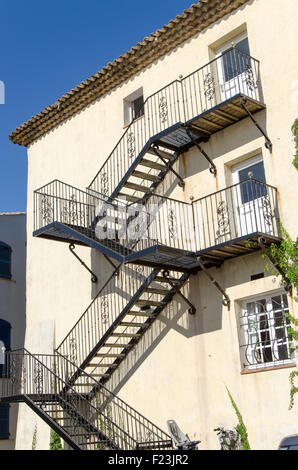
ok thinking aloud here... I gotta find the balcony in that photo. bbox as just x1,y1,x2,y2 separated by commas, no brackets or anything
34,178,281,272
88,47,266,200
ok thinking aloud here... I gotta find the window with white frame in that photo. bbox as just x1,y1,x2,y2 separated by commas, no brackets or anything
239,292,295,370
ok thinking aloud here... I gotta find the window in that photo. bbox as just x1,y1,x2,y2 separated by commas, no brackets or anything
237,158,267,204
216,32,255,100
0,320,10,440
220,36,251,83
239,293,295,370
123,88,144,125
0,242,12,280
0,320,11,378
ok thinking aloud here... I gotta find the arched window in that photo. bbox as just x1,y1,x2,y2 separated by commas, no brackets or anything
0,320,11,440
0,242,12,280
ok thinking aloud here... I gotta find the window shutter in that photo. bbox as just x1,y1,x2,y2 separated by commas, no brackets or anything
0,404,9,440
0,243,12,279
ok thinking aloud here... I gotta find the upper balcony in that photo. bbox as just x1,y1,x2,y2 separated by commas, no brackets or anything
88,47,266,200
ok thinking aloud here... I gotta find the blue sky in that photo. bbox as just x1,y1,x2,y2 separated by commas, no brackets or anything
0,0,193,212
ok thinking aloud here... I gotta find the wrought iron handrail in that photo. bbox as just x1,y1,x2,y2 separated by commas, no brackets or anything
34,178,280,256
88,48,262,197
56,264,160,368
54,351,173,447
0,349,138,449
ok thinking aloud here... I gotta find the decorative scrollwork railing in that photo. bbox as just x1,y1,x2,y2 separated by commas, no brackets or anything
88,48,262,199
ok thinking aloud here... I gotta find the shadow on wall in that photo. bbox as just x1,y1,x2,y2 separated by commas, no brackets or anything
103,279,200,397
184,109,269,181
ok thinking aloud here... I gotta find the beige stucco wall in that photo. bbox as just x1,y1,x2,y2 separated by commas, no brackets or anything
18,0,298,450
0,213,26,450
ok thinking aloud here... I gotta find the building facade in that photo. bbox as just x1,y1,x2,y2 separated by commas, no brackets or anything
3,0,298,450
0,213,26,449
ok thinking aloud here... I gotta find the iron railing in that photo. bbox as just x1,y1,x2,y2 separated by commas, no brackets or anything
56,263,163,369
34,179,280,256
191,178,280,251
88,48,262,198
55,352,173,449
0,349,172,450
0,350,136,449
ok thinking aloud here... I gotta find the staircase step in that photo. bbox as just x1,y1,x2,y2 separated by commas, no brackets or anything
89,374,112,377
94,353,125,358
132,170,160,182
147,147,175,160
111,332,141,338
126,310,155,317
136,300,164,307
73,378,109,384
120,321,145,327
104,343,133,348
145,287,170,295
118,193,141,203
155,276,181,284
90,363,117,368
124,182,151,192
139,159,167,171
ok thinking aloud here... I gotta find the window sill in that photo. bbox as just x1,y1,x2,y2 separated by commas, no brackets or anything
0,277,15,283
123,114,145,129
241,362,296,375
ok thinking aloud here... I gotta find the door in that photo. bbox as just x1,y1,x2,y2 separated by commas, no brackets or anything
232,156,272,237
216,34,256,101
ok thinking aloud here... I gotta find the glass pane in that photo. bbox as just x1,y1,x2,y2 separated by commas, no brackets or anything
132,95,144,120
222,38,251,82
237,38,250,56
239,161,267,203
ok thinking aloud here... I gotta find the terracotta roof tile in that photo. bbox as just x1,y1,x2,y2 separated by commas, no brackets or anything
10,0,250,147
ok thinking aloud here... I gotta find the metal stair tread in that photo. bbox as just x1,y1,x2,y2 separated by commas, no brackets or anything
145,287,170,295
146,147,175,159
132,170,160,182
111,332,141,337
118,193,141,202
139,159,167,170
124,182,151,192
93,353,125,358
136,299,165,306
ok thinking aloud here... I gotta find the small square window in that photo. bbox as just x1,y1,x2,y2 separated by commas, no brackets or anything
123,88,144,126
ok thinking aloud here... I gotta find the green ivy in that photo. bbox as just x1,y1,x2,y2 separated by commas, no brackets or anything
262,224,298,409
226,388,251,450
32,424,37,450
292,118,298,170
50,430,63,450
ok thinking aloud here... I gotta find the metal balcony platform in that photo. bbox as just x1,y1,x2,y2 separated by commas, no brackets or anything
125,244,199,272
186,94,265,138
33,222,131,262
141,94,265,153
196,232,282,268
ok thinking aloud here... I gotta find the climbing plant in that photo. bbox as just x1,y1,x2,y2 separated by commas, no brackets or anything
292,118,298,170
262,225,298,409
50,430,63,450
32,424,37,450
226,388,251,450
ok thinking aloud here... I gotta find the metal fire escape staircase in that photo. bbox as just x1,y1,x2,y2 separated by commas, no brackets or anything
1,49,279,449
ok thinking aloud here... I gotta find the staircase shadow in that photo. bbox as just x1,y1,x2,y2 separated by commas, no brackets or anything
102,286,197,397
